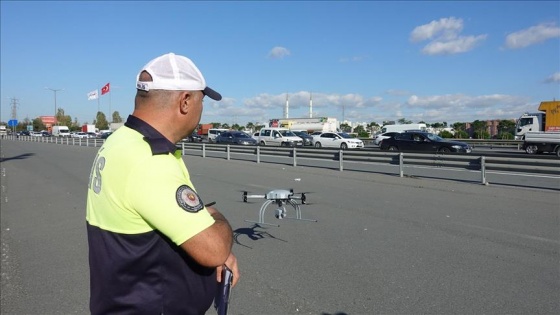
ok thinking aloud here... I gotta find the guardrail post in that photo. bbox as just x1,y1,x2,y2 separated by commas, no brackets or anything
293,147,297,167
399,153,404,177
339,149,343,171
480,156,487,185
227,145,231,160
182,142,185,155
257,146,260,163
202,143,206,158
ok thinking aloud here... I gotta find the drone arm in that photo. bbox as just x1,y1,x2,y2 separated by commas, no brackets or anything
246,194,266,199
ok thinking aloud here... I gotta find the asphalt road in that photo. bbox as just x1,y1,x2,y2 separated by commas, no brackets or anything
1,140,559,314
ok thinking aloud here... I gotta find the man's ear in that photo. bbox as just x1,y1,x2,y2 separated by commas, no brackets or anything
179,91,191,114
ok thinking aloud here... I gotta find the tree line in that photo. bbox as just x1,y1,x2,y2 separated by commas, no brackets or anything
3,108,124,132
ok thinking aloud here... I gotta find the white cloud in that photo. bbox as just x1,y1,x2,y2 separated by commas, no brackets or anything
410,17,463,42
422,35,487,55
505,22,560,49
544,72,560,83
410,17,487,55
267,46,291,59
401,94,532,123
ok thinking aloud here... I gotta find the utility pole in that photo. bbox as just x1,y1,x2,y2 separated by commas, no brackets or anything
10,97,18,120
45,87,64,125
10,97,19,133
284,93,289,119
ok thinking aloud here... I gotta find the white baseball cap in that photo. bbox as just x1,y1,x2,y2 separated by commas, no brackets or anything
136,52,222,101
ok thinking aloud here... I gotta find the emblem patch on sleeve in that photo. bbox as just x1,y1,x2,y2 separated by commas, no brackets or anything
176,185,204,213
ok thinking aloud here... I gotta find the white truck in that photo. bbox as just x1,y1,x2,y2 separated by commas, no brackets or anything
269,117,339,133
52,125,70,137
517,101,560,157
523,132,560,157
515,101,560,139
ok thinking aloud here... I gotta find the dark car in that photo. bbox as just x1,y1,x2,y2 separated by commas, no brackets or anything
373,132,400,146
215,131,257,145
292,131,314,146
380,131,472,153
184,132,202,142
41,131,53,137
100,132,113,139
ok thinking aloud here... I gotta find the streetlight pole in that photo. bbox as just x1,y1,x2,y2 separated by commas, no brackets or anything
45,87,63,125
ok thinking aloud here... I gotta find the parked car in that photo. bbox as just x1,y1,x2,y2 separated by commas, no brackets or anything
41,131,52,137
291,130,314,146
215,131,257,145
374,132,400,146
313,132,364,149
87,132,97,138
379,131,472,153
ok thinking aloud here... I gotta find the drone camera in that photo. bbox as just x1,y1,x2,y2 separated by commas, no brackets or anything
275,208,286,219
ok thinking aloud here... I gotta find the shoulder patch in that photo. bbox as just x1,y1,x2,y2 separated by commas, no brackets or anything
176,185,204,213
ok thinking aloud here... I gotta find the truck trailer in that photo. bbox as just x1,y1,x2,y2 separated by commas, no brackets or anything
518,101,560,157
82,124,96,133
269,117,339,133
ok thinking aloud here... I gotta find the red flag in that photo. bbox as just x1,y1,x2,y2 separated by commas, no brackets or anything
101,83,110,95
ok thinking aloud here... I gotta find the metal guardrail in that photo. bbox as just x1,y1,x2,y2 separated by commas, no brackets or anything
180,143,560,184
4,135,558,184
4,135,105,147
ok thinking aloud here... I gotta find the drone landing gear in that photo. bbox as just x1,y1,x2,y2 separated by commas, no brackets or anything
245,199,317,227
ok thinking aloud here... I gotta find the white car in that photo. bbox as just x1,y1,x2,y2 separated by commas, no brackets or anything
313,132,364,149
257,127,303,147
72,132,89,139
373,132,400,146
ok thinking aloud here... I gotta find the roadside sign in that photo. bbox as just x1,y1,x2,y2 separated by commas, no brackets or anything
8,119,18,127
27,125,33,131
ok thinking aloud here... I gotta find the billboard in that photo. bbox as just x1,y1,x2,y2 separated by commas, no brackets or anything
40,116,56,126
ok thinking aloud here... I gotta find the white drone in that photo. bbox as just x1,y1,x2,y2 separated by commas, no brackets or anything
242,189,317,227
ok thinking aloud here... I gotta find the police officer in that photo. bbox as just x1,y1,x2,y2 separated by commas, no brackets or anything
86,53,238,314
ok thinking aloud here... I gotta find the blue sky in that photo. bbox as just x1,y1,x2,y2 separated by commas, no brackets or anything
1,1,559,127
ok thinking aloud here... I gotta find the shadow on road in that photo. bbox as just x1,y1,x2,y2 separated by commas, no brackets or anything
0,153,35,162
233,224,287,249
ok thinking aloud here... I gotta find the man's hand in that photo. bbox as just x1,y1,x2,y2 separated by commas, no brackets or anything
217,253,239,287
